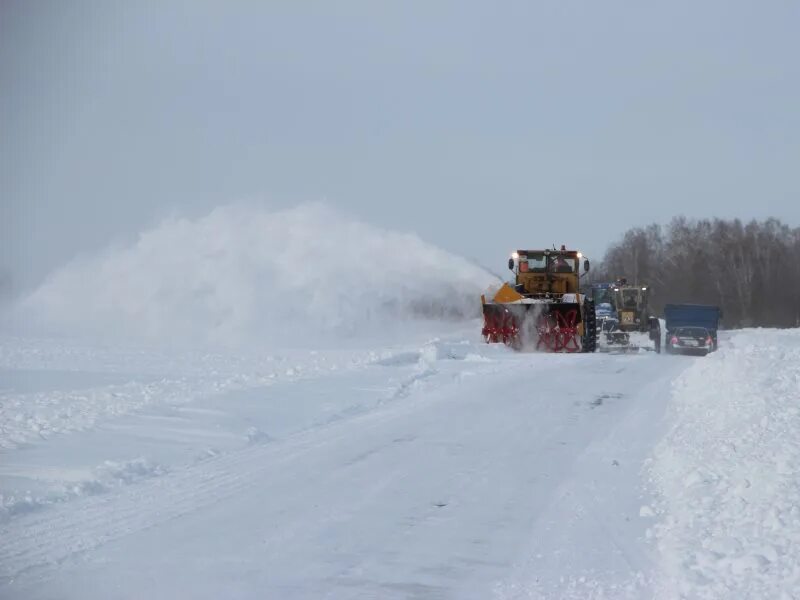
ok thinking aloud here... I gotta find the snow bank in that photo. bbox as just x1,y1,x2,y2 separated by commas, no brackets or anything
14,203,496,347
0,457,166,522
649,329,800,599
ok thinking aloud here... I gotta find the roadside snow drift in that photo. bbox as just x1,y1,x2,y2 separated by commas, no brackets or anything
15,203,497,346
648,329,800,599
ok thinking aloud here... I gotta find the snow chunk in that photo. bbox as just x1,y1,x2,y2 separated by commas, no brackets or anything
245,426,273,445
640,505,656,517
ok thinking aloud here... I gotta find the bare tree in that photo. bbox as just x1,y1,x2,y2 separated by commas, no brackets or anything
596,217,800,328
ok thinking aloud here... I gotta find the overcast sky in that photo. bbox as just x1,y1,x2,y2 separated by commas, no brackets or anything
3,0,799,292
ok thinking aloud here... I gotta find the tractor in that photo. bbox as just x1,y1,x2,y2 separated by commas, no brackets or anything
481,246,597,352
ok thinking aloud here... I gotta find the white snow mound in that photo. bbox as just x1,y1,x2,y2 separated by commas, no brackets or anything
649,328,800,599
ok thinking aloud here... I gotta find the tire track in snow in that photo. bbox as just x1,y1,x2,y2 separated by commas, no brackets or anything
0,351,525,588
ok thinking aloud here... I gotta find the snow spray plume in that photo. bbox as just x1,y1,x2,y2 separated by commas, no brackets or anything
517,305,547,352
15,204,498,347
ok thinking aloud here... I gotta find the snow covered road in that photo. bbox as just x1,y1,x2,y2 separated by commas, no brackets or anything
2,328,798,599
0,330,683,600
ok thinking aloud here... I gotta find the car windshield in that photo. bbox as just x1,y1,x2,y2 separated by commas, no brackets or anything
676,327,708,336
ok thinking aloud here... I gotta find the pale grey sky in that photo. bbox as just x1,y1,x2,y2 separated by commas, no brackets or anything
3,0,799,292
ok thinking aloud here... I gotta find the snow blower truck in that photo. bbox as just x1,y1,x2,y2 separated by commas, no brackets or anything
481,246,597,352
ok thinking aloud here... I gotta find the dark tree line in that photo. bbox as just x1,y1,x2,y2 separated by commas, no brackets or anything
593,218,800,328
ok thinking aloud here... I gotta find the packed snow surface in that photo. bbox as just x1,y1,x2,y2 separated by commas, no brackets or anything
3,327,800,599
3,330,684,599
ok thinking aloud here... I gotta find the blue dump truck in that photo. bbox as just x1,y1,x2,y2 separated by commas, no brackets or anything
664,304,722,356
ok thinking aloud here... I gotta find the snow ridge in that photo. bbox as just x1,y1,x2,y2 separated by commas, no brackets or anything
1,458,167,522
649,329,800,599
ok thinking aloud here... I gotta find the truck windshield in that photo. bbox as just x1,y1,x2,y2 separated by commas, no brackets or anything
621,289,639,308
518,254,547,272
548,256,575,273
593,287,613,304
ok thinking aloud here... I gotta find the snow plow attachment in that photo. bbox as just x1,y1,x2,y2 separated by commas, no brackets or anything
482,284,596,353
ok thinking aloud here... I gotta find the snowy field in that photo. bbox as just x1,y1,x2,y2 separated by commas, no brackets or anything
2,207,799,599
2,327,797,599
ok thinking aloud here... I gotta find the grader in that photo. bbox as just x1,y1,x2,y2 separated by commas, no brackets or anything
481,246,597,352
609,278,650,332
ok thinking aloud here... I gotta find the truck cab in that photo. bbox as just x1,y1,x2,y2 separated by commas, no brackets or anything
508,247,589,298
664,304,722,354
